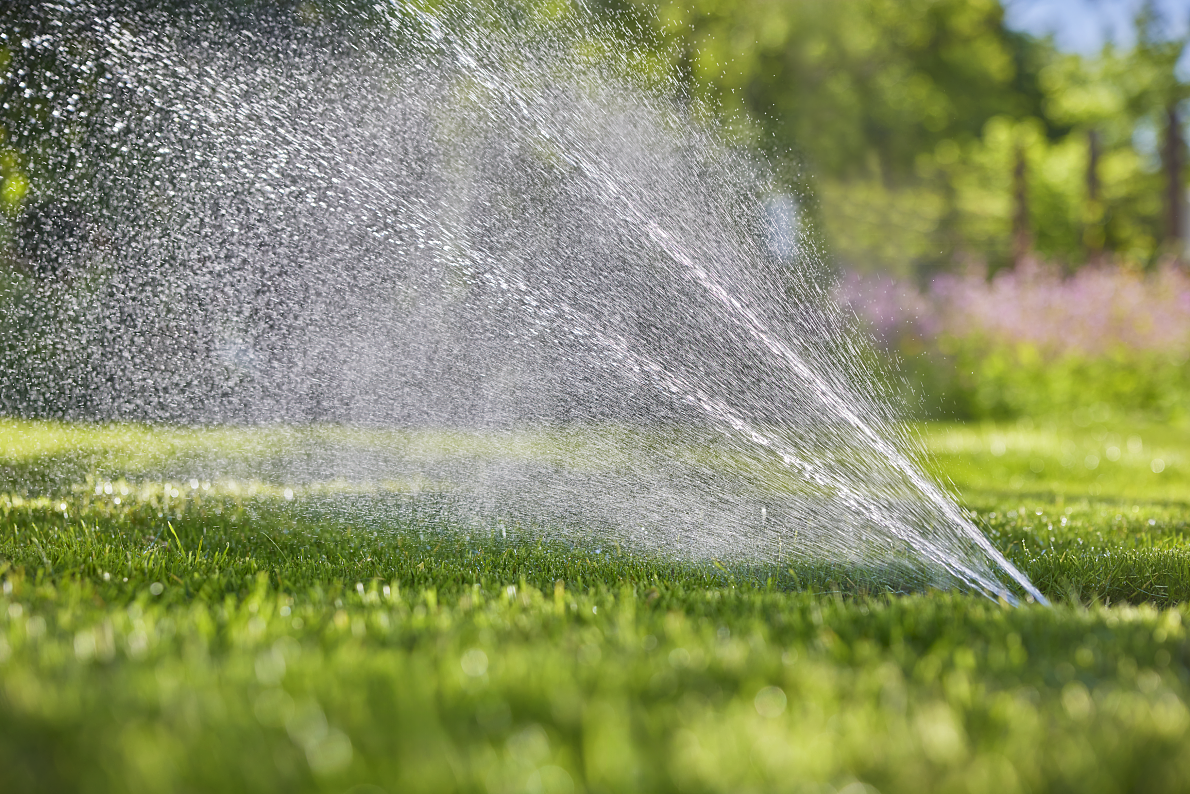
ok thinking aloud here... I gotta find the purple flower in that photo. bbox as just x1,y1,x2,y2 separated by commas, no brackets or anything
838,262,1190,359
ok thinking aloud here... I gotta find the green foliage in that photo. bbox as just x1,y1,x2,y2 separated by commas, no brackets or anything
628,0,1045,274
641,0,1030,175
840,264,1190,423
3,1,1185,276
623,0,1188,274
919,342,1190,422
1,420,1190,791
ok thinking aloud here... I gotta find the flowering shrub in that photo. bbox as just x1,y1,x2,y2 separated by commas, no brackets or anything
838,262,1190,420
931,263,1190,357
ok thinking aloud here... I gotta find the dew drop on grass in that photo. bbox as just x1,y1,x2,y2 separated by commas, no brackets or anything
461,648,488,677
754,686,787,718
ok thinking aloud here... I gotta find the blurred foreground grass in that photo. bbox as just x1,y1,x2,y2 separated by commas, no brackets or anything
1,419,1189,793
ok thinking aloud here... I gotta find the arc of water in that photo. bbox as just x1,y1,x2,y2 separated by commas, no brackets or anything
635,217,1048,605
386,1,1047,604
475,259,1041,604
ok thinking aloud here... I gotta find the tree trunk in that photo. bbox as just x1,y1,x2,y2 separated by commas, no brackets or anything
1163,104,1185,259
1085,128,1104,262
1012,142,1031,267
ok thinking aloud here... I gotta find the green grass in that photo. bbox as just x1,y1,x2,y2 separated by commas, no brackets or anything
919,420,1190,502
2,420,1190,793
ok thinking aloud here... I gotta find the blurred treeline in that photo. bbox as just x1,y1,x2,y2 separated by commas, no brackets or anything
612,0,1190,276
2,0,1187,276
604,0,1190,422
2,0,1189,425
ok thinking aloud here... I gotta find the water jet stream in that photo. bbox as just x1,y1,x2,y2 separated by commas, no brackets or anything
0,1,1046,603
394,2,1046,603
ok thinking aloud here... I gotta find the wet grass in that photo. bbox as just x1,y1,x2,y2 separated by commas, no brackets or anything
1,419,1190,793
919,419,1190,502
921,420,1190,606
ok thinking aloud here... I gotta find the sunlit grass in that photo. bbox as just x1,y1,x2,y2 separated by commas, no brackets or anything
918,420,1190,501
1,419,1189,792
0,418,716,494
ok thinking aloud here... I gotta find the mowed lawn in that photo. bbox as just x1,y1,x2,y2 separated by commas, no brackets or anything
1,419,1189,793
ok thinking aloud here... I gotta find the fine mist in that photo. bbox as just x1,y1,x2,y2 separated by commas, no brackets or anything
0,2,1045,602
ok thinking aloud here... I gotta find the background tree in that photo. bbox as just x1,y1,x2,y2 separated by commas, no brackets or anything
624,0,1055,276
4,0,1190,276
621,0,1189,275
